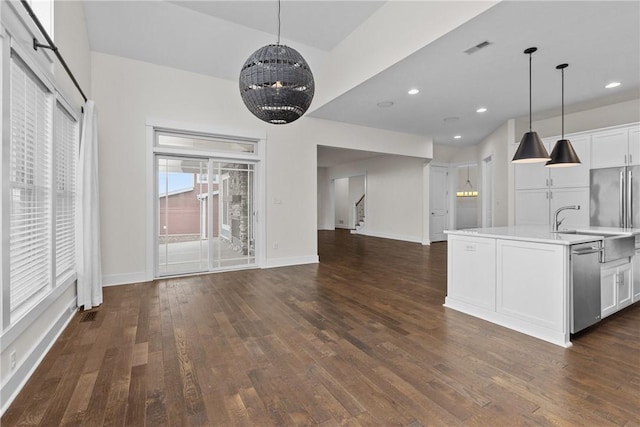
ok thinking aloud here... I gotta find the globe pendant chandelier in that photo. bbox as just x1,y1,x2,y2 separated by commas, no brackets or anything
239,0,315,124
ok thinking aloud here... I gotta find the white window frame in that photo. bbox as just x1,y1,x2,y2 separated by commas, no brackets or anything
1,28,80,338
145,121,266,280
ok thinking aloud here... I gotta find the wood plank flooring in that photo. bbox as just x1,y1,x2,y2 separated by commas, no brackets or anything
3,229,639,426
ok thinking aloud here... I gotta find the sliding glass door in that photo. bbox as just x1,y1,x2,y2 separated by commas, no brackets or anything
156,156,255,276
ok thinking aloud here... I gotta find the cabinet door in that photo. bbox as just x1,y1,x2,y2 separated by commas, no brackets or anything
617,263,633,309
601,267,618,318
591,129,629,169
633,250,640,303
447,236,496,310
629,126,640,166
549,135,590,187
550,188,590,229
515,189,549,226
514,142,550,189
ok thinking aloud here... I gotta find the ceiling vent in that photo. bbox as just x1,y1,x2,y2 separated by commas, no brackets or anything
464,41,492,55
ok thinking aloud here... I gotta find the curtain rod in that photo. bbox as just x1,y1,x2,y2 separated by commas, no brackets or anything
20,0,88,107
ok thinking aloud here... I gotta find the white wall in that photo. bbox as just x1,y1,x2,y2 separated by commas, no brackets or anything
334,177,350,228
323,155,426,243
91,52,432,283
477,120,513,227
53,0,91,109
517,98,640,139
317,167,332,230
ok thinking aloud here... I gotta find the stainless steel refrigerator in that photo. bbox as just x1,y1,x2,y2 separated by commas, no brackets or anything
590,166,640,228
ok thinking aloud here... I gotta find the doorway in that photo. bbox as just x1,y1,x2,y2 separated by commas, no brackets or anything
482,155,494,227
150,128,261,277
429,165,449,242
455,163,478,230
333,175,365,229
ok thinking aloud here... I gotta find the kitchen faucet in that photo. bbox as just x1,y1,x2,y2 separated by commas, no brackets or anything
553,205,581,231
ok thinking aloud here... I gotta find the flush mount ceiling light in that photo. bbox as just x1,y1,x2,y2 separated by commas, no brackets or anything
476,107,487,113
239,0,314,124
408,88,420,95
546,64,581,168
605,82,621,89
512,47,550,164
454,135,462,139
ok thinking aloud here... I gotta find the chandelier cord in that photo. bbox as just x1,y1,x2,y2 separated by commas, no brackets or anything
277,0,281,45
561,67,565,139
528,52,532,132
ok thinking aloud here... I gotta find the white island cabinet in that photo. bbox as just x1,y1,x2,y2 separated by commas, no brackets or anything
445,226,639,347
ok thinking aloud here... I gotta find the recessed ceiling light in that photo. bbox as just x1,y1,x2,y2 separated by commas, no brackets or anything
605,82,621,89
476,107,487,113
454,135,462,139
408,88,419,95
377,101,394,108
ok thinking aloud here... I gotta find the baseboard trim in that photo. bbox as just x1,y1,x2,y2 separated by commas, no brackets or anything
357,230,422,244
263,255,319,269
0,297,77,416
102,271,150,287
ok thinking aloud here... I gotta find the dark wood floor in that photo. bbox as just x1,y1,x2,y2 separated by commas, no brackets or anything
3,230,639,426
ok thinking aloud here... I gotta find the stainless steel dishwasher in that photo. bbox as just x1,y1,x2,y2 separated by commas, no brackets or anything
571,241,603,333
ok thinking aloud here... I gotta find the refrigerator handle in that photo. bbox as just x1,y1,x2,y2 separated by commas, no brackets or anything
620,170,625,228
628,170,633,228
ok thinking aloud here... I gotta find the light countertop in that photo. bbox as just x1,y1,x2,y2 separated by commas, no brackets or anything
445,225,640,246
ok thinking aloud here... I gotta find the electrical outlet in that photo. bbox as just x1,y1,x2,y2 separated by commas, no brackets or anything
10,351,16,371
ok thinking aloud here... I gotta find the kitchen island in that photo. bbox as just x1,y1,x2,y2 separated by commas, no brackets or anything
444,226,639,347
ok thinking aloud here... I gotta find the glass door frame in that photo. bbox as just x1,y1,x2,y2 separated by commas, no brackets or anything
146,124,265,279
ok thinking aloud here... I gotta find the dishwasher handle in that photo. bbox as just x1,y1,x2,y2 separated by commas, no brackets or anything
571,246,602,256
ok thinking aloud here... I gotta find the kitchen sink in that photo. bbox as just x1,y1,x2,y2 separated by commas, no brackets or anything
556,230,635,262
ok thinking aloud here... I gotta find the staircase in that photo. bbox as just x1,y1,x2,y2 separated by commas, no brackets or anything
351,194,365,234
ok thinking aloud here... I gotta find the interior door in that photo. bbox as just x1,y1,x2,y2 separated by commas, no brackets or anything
430,165,449,242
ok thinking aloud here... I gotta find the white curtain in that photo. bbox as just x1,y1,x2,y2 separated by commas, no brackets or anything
76,100,103,310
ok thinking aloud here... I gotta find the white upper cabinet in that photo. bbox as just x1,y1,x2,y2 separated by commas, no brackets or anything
629,126,640,166
548,135,591,187
591,126,639,169
515,189,550,226
514,135,591,190
514,147,550,190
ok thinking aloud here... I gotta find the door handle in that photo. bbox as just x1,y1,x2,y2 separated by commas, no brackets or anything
628,170,633,228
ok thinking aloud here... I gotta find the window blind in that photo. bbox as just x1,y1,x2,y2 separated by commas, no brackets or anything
54,102,77,283
9,54,53,318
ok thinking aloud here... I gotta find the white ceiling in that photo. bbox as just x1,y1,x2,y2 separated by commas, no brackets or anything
83,0,640,154
311,0,640,146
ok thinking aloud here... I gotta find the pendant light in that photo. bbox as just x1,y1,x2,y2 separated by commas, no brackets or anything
546,64,581,167
239,0,315,124
456,165,478,197
512,47,550,163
